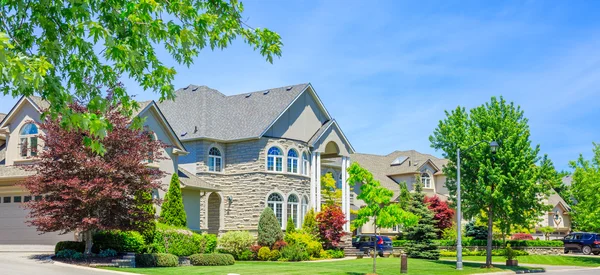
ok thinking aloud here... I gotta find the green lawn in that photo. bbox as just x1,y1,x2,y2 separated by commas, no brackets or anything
104,258,538,275
441,255,600,267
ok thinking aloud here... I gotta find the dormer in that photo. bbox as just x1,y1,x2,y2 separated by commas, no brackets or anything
0,97,47,166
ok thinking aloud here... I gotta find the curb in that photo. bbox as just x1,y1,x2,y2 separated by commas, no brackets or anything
48,257,140,275
515,269,546,274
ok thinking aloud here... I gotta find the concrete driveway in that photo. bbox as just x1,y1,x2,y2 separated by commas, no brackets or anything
0,252,132,275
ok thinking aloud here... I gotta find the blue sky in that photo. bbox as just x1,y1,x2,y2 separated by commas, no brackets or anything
1,0,599,171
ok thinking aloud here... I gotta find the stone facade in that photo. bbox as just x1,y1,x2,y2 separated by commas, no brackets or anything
182,137,312,233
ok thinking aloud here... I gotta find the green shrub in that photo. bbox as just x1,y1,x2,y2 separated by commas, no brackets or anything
257,207,284,247
435,239,563,247
284,231,316,247
302,208,319,236
258,247,271,261
135,253,179,267
55,241,85,254
286,218,296,234
392,240,409,247
326,249,344,259
160,173,187,227
152,224,217,256
306,241,323,258
270,249,281,261
439,249,529,257
238,250,253,261
189,253,235,266
72,252,84,260
99,249,117,257
93,230,145,253
280,244,309,261
218,231,255,259
319,249,331,259
55,249,78,259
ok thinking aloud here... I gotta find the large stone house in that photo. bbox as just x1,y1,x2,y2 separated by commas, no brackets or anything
0,83,356,245
351,150,572,238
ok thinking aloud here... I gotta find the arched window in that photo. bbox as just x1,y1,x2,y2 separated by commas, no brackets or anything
208,147,222,172
287,194,299,228
302,152,309,176
287,149,299,174
300,195,309,225
267,193,284,227
267,147,283,172
421,172,432,188
20,123,38,157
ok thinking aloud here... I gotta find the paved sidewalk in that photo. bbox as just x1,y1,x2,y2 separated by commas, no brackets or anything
0,252,135,275
0,245,55,252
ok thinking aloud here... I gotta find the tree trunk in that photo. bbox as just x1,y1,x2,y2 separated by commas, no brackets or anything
84,230,94,256
373,217,377,274
486,205,493,267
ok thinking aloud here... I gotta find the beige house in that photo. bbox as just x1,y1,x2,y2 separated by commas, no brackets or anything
351,150,572,237
0,97,216,245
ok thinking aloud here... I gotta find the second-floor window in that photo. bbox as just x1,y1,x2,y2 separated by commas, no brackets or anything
302,152,309,176
20,123,38,158
421,172,432,188
208,147,222,172
287,149,299,174
267,147,283,172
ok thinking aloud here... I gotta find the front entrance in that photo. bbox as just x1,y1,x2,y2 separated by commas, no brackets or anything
207,192,221,234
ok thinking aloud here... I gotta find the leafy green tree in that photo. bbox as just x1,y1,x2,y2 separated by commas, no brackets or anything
430,96,550,267
257,207,284,248
348,162,418,274
569,143,600,232
321,172,341,206
538,226,555,241
404,178,440,260
302,208,318,237
285,217,296,234
0,0,282,154
398,181,411,210
160,173,187,227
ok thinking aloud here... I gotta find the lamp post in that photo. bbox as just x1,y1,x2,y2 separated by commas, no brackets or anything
456,140,498,270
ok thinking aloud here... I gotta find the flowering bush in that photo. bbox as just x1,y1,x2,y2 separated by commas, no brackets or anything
315,205,347,249
511,233,534,240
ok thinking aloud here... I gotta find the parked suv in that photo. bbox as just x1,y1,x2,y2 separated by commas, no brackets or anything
562,232,600,255
352,235,394,256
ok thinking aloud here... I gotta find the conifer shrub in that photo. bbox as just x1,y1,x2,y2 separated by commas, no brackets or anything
160,173,187,227
257,207,284,247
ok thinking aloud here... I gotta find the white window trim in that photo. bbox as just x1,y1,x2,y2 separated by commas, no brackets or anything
421,172,433,189
302,152,309,176
266,191,285,229
208,147,223,172
266,146,284,172
19,123,39,158
287,193,300,228
300,195,309,228
287,149,299,174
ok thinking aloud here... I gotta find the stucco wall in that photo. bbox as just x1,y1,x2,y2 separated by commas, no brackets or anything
263,90,328,141
4,101,43,166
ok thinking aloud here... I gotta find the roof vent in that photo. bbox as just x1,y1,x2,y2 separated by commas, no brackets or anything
181,132,187,137
194,126,198,133
263,90,270,95
245,93,252,98
183,86,188,90
192,87,198,91
286,86,293,91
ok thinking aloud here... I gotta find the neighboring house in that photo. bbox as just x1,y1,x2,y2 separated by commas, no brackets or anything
158,83,355,234
0,97,217,245
351,150,573,237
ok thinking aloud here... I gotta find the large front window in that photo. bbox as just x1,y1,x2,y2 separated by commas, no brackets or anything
287,194,299,228
287,149,299,174
208,147,222,172
302,152,309,176
267,147,283,172
267,193,284,227
421,172,432,188
20,123,38,157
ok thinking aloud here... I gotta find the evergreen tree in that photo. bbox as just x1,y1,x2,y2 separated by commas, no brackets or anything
302,208,319,236
286,217,296,234
465,220,488,240
404,178,440,260
258,207,284,248
137,190,157,243
398,181,411,210
159,173,187,227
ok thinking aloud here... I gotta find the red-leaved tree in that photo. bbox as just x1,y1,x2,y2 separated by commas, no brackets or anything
424,195,455,238
22,98,165,255
315,205,347,249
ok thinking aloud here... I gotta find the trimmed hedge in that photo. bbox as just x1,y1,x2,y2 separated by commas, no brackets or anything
135,253,179,267
393,239,563,248
151,225,217,256
93,230,145,253
440,249,529,257
55,241,85,254
189,253,235,266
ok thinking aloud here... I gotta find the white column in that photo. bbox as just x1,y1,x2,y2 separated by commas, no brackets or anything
316,152,322,212
310,152,317,209
341,156,348,232
344,157,351,232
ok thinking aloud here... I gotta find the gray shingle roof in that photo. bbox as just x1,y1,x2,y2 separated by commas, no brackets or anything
158,84,310,141
0,165,34,178
350,150,448,199
308,120,334,146
178,167,219,191
28,96,50,110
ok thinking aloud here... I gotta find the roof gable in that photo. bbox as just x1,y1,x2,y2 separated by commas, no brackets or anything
0,96,45,128
136,101,187,152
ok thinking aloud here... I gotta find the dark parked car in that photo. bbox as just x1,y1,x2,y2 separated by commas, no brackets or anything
352,235,393,256
562,232,600,255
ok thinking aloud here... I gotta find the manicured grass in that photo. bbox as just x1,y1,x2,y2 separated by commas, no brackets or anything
441,255,600,267
104,258,538,275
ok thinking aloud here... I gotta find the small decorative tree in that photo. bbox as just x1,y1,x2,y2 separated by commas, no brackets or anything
286,218,296,234
159,173,187,227
321,172,342,206
136,190,157,243
404,178,440,260
23,99,165,255
315,204,347,249
302,208,319,237
424,195,455,238
539,226,555,241
348,163,418,274
465,220,488,240
258,207,284,248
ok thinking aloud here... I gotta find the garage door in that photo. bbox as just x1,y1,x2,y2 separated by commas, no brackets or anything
0,193,74,245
